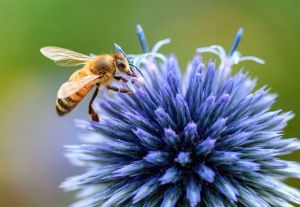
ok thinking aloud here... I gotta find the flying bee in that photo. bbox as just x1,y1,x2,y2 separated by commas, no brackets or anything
40,46,141,122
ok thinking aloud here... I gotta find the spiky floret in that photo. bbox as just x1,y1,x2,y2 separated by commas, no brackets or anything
61,25,300,207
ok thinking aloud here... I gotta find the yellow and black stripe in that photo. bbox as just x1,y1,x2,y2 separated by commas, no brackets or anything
55,84,93,116
56,96,80,116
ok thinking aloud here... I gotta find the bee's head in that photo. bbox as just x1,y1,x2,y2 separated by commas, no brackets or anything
114,53,136,77
114,43,143,77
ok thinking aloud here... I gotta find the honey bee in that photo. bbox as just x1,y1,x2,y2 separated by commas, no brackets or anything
40,46,140,122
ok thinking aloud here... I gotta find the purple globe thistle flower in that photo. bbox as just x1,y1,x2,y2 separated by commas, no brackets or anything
61,25,300,207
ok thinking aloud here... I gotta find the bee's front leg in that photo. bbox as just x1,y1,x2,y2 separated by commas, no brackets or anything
114,76,134,83
107,85,133,93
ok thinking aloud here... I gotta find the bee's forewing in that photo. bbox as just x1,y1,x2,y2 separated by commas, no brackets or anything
57,75,100,98
40,46,93,66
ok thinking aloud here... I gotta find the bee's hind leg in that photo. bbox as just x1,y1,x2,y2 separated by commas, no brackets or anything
88,84,100,122
107,85,132,93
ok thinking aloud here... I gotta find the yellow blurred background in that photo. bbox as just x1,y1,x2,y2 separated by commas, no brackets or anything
0,1,299,206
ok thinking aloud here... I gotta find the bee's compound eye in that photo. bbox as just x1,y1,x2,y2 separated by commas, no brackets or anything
116,59,126,71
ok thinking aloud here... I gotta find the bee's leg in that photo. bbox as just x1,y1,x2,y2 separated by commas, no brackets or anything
88,84,100,122
107,85,132,93
114,76,134,83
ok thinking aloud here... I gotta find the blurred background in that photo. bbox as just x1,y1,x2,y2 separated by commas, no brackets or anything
0,1,299,206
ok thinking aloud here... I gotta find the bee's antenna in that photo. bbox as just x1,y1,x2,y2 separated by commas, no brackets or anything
130,63,144,77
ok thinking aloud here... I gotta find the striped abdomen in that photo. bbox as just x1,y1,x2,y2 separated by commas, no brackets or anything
56,70,95,116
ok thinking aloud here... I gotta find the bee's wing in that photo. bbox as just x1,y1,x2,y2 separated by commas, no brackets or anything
57,75,100,98
41,46,93,66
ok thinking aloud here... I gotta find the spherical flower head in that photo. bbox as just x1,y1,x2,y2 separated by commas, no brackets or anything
61,25,300,207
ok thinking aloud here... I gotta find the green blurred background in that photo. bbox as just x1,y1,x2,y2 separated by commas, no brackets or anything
0,0,299,206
